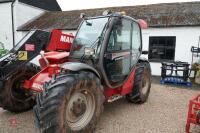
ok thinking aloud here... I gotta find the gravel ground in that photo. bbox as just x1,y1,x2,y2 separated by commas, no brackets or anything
0,82,200,133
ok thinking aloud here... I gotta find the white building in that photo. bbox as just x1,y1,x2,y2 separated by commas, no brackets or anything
12,2,200,75
0,0,61,50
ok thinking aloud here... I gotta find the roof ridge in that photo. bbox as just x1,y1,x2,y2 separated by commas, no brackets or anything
61,1,200,12
18,1,200,31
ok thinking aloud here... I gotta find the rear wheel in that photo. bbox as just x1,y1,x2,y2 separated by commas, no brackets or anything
0,63,39,112
34,71,104,133
126,62,151,104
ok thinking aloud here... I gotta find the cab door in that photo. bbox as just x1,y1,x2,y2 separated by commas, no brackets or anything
104,19,132,86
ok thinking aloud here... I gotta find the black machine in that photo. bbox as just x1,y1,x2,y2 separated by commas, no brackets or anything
160,61,192,86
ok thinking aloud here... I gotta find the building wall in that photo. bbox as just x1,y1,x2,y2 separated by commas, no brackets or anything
142,27,200,75
13,1,45,44
0,2,13,50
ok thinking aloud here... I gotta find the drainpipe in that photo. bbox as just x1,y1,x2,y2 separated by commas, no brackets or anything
11,0,16,47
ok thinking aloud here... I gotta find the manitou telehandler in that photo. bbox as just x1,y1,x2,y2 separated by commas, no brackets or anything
0,11,151,133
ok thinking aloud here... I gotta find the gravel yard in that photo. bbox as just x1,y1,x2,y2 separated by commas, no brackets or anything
0,81,200,133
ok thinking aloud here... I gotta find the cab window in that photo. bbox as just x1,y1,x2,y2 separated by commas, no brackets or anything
131,22,141,67
107,19,131,52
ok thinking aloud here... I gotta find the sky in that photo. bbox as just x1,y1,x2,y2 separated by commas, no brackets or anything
57,0,200,11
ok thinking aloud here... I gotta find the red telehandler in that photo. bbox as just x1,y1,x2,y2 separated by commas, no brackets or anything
0,12,151,133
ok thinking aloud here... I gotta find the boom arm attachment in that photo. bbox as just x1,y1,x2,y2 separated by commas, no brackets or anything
0,30,51,79
0,29,74,79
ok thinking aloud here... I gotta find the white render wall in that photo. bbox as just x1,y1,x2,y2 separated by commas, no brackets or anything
142,27,200,75
0,2,13,50
13,1,45,44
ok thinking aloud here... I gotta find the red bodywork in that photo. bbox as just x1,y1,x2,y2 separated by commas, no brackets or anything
23,29,136,101
46,29,74,51
104,69,135,99
23,29,72,92
186,94,200,133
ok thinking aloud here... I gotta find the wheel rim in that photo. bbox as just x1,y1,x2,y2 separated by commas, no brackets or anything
140,71,150,95
66,89,95,131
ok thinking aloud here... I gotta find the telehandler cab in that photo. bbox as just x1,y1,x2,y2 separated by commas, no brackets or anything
0,11,151,133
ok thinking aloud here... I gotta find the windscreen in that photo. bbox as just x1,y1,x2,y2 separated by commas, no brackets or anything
70,17,109,58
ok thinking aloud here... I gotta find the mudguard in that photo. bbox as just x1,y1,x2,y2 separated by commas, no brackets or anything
138,57,152,73
60,62,101,78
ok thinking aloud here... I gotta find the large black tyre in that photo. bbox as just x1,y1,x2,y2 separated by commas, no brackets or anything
126,62,151,104
34,71,104,133
0,63,39,112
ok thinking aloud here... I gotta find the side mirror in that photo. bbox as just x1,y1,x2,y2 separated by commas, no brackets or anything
142,51,149,55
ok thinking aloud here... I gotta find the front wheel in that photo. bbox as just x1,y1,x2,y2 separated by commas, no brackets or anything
34,71,104,133
126,62,151,104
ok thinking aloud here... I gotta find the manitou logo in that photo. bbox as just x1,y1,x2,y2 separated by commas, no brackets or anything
60,35,73,43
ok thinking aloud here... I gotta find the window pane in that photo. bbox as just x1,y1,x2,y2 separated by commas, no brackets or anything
149,36,176,61
107,19,131,52
132,22,141,50
131,22,141,66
